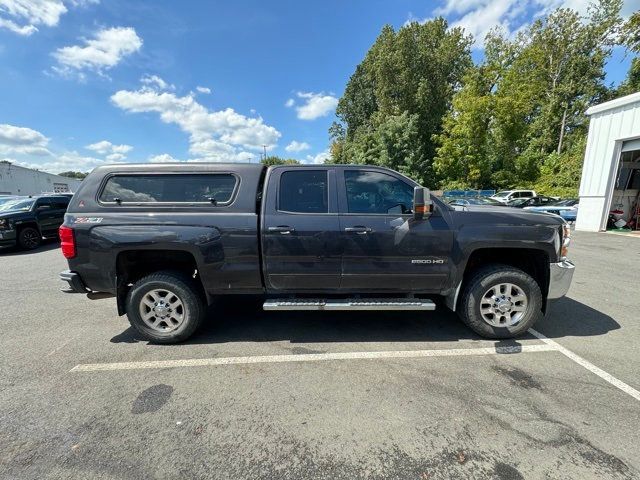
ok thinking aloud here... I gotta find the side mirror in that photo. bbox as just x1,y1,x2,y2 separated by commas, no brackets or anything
413,186,433,220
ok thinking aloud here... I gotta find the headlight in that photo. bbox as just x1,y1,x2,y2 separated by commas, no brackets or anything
561,223,571,259
0,219,9,229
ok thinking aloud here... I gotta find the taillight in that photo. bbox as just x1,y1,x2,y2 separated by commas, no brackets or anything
59,225,76,259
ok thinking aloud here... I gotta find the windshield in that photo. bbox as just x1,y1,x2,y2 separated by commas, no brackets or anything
509,198,528,206
493,191,511,198
0,197,19,205
0,198,34,212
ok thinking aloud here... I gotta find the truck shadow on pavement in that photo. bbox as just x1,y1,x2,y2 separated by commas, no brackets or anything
0,239,59,256
110,296,620,345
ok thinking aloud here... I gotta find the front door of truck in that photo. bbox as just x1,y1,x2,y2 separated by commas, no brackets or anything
262,167,341,291
33,198,57,236
337,168,453,292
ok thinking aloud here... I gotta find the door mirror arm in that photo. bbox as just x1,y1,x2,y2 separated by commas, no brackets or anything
413,187,433,220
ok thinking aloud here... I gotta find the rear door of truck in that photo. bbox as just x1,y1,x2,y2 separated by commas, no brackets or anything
261,166,341,290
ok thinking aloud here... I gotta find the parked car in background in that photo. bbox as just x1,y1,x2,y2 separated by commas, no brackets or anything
447,197,503,206
524,199,579,215
0,195,71,250
508,195,557,208
560,208,578,223
490,190,537,204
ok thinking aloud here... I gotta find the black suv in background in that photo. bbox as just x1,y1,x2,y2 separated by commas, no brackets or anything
0,195,71,250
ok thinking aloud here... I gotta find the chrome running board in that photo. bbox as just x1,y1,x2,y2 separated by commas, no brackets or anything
263,298,436,311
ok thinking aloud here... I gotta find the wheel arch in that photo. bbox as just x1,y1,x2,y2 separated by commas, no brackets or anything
447,247,550,313
115,249,209,315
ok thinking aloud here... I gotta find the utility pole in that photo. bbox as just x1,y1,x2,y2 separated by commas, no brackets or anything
263,145,267,163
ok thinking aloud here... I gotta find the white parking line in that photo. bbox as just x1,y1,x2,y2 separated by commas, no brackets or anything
70,344,555,372
529,329,640,402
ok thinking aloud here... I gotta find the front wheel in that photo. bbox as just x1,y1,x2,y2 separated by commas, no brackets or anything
125,271,206,344
458,264,542,339
18,227,41,250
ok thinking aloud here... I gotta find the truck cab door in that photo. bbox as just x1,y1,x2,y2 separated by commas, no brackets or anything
261,167,341,291
33,198,55,235
337,168,453,292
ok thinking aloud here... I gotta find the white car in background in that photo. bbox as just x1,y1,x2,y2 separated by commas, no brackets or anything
490,190,537,204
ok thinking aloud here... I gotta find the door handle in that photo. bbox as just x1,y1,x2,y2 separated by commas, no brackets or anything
268,225,295,234
344,226,372,234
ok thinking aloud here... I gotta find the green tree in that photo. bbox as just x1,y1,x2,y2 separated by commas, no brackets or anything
331,19,472,187
58,171,89,179
434,0,623,191
616,11,640,96
261,156,300,166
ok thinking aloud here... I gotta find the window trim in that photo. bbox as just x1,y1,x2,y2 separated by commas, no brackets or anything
340,168,416,217
96,172,241,207
276,169,331,215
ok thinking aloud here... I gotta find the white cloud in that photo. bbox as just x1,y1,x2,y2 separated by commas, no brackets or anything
0,1,99,36
86,140,133,158
196,86,211,94
148,153,181,163
52,26,142,77
285,98,295,108
0,123,109,173
111,78,281,162
305,149,331,165
285,140,311,152
0,0,66,36
105,153,125,162
16,151,105,174
288,91,338,120
419,0,637,48
141,74,174,91
0,123,51,156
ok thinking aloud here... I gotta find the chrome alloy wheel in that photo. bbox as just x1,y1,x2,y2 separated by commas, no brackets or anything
480,283,528,327
139,288,185,332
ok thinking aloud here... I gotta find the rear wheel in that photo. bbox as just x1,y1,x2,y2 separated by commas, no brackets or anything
126,271,205,344
18,227,41,250
458,264,542,339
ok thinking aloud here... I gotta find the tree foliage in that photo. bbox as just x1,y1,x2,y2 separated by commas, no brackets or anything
331,0,636,196
261,156,300,166
330,19,472,187
434,0,623,194
58,171,89,179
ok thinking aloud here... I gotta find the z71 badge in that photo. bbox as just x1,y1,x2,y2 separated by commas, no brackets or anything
74,217,103,224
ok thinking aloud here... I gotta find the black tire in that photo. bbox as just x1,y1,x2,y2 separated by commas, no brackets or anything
125,271,206,344
18,227,42,250
458,264,542,339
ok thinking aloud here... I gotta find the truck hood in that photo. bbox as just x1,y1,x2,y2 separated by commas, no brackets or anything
451,204,565,226
0,210,30,221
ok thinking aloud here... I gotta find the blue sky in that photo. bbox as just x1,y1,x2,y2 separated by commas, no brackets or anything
0,0,636,173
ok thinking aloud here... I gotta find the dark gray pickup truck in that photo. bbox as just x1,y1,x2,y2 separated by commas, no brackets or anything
59,163,574,343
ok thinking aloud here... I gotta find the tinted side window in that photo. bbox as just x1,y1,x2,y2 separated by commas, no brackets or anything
51,197,70,209
279,170,328,213
344,170,414,214
35,198,52,208
99,174,237,204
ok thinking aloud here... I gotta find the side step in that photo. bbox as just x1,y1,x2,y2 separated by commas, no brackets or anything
263,298,436,311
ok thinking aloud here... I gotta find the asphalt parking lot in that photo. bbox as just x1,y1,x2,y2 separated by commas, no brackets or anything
1,232,639,479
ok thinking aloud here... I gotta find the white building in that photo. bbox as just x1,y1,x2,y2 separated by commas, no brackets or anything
0,163,82,196
576,92,640,232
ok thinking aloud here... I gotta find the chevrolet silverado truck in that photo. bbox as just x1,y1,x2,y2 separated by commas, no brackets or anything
0,195,71,250
59,163,574,343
